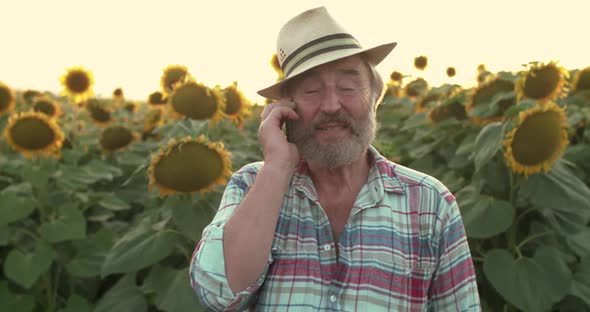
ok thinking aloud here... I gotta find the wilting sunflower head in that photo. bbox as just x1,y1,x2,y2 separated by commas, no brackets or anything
468,76,515,123
86,99,113,126
390,71,404,83
60,66,94,103
515,61,569,103
428,99,467,124
3,111,64,158
33,97,62,118
124,101,138,113
477,71,492,84
22,89,42,103
415,91,442,113
161,65,190,96
404,78,428,97
572,67,590,93
0,81,15,116
270,53,284,79
112,87,124,102
414,55,428,71
148,91,168,107
446,67,456,77
503,102,568,176
148,135,232,197
169,80,226,122
143,107,164,132
223,83,252,128
99,125,136,153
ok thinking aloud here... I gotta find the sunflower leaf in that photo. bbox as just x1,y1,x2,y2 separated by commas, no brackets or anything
4,240,56,288
0,192,36,227
142,265,204,312
0,281,35,312
39,203,86,243
456,187,514,238
483,246,572,312
570,256,590,306
473,122,504,172
101,228,175,276
94,274,147,312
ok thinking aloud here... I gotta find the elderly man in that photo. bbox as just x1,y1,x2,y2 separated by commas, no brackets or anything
190,6,481,311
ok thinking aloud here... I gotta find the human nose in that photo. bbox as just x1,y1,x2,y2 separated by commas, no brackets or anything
319,86,342,114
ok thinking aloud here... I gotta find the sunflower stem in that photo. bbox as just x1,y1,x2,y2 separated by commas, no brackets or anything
516,231,554,251
507,171,520,258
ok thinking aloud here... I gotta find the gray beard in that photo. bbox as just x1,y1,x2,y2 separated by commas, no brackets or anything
292,110,376,169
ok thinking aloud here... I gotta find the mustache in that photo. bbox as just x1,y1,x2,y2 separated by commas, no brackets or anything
311,111,354,130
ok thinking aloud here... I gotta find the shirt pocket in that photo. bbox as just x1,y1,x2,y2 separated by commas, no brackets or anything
366,257,436,300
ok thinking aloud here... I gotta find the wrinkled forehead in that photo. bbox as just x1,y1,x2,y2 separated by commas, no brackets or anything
282,55,370,94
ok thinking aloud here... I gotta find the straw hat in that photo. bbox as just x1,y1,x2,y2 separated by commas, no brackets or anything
257,6,397,99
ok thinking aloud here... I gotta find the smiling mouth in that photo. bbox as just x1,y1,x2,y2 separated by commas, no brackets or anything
316,123,348,131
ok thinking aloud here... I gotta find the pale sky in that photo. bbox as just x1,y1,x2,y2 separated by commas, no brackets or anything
1,0,588,104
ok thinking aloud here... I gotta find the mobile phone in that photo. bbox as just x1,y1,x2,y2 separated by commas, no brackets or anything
284,119,293,143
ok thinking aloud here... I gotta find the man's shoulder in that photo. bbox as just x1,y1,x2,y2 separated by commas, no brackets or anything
376,156,452,197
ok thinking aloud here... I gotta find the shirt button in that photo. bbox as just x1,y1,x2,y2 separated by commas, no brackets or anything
330,295,337,302
323,244,331,251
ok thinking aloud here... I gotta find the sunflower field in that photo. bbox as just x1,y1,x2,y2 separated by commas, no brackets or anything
0,59,589,311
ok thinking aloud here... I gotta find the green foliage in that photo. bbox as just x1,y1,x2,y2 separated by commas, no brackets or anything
0,78,589,311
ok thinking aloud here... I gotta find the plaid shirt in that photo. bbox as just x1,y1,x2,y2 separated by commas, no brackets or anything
190,146,481,311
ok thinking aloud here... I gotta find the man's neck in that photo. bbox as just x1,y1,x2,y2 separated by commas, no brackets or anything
307,150,371,195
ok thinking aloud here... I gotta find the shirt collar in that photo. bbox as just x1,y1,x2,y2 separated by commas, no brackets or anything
291,146,405,204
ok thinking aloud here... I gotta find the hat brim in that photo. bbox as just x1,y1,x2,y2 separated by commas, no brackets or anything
257,42,397,100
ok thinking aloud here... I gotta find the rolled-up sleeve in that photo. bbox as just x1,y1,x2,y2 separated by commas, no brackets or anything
189,163,272,311
428,189,481,311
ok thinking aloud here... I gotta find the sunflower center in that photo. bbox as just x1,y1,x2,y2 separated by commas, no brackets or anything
154,142,223,192
34,100,56,116
66,71,91,93
511,110,563,166
9,117,56,150
100,126,133,151
224,90,242,115
88,106,111,122
171,84,218,120
523,66,560,99
149,92,167,105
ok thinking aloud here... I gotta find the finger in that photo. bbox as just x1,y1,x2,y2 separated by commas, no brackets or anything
261,100,297,121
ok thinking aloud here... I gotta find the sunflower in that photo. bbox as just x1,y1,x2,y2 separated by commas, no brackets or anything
446,67,456,77
3,111,64,158
477,70,492,84
572,67,590,93
270,53,284,79
148,135,232,197
415,91,442,113
143,107,164,133
467,76,515,123
123,101,138,113
477,64,487,72
223,82,252,128
390,71,404,83
515,61,569,103
99,125,136,153
60,66,94,103
33,97,62,118
428,96,467,124
148,91,168,107
22,89,41,104
86,99,113,126
169,80,225,122
113,87,124,103
404,78,428,97
161,65,190,96
0,81,15,116
503,102,568,176
414,55,428,71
